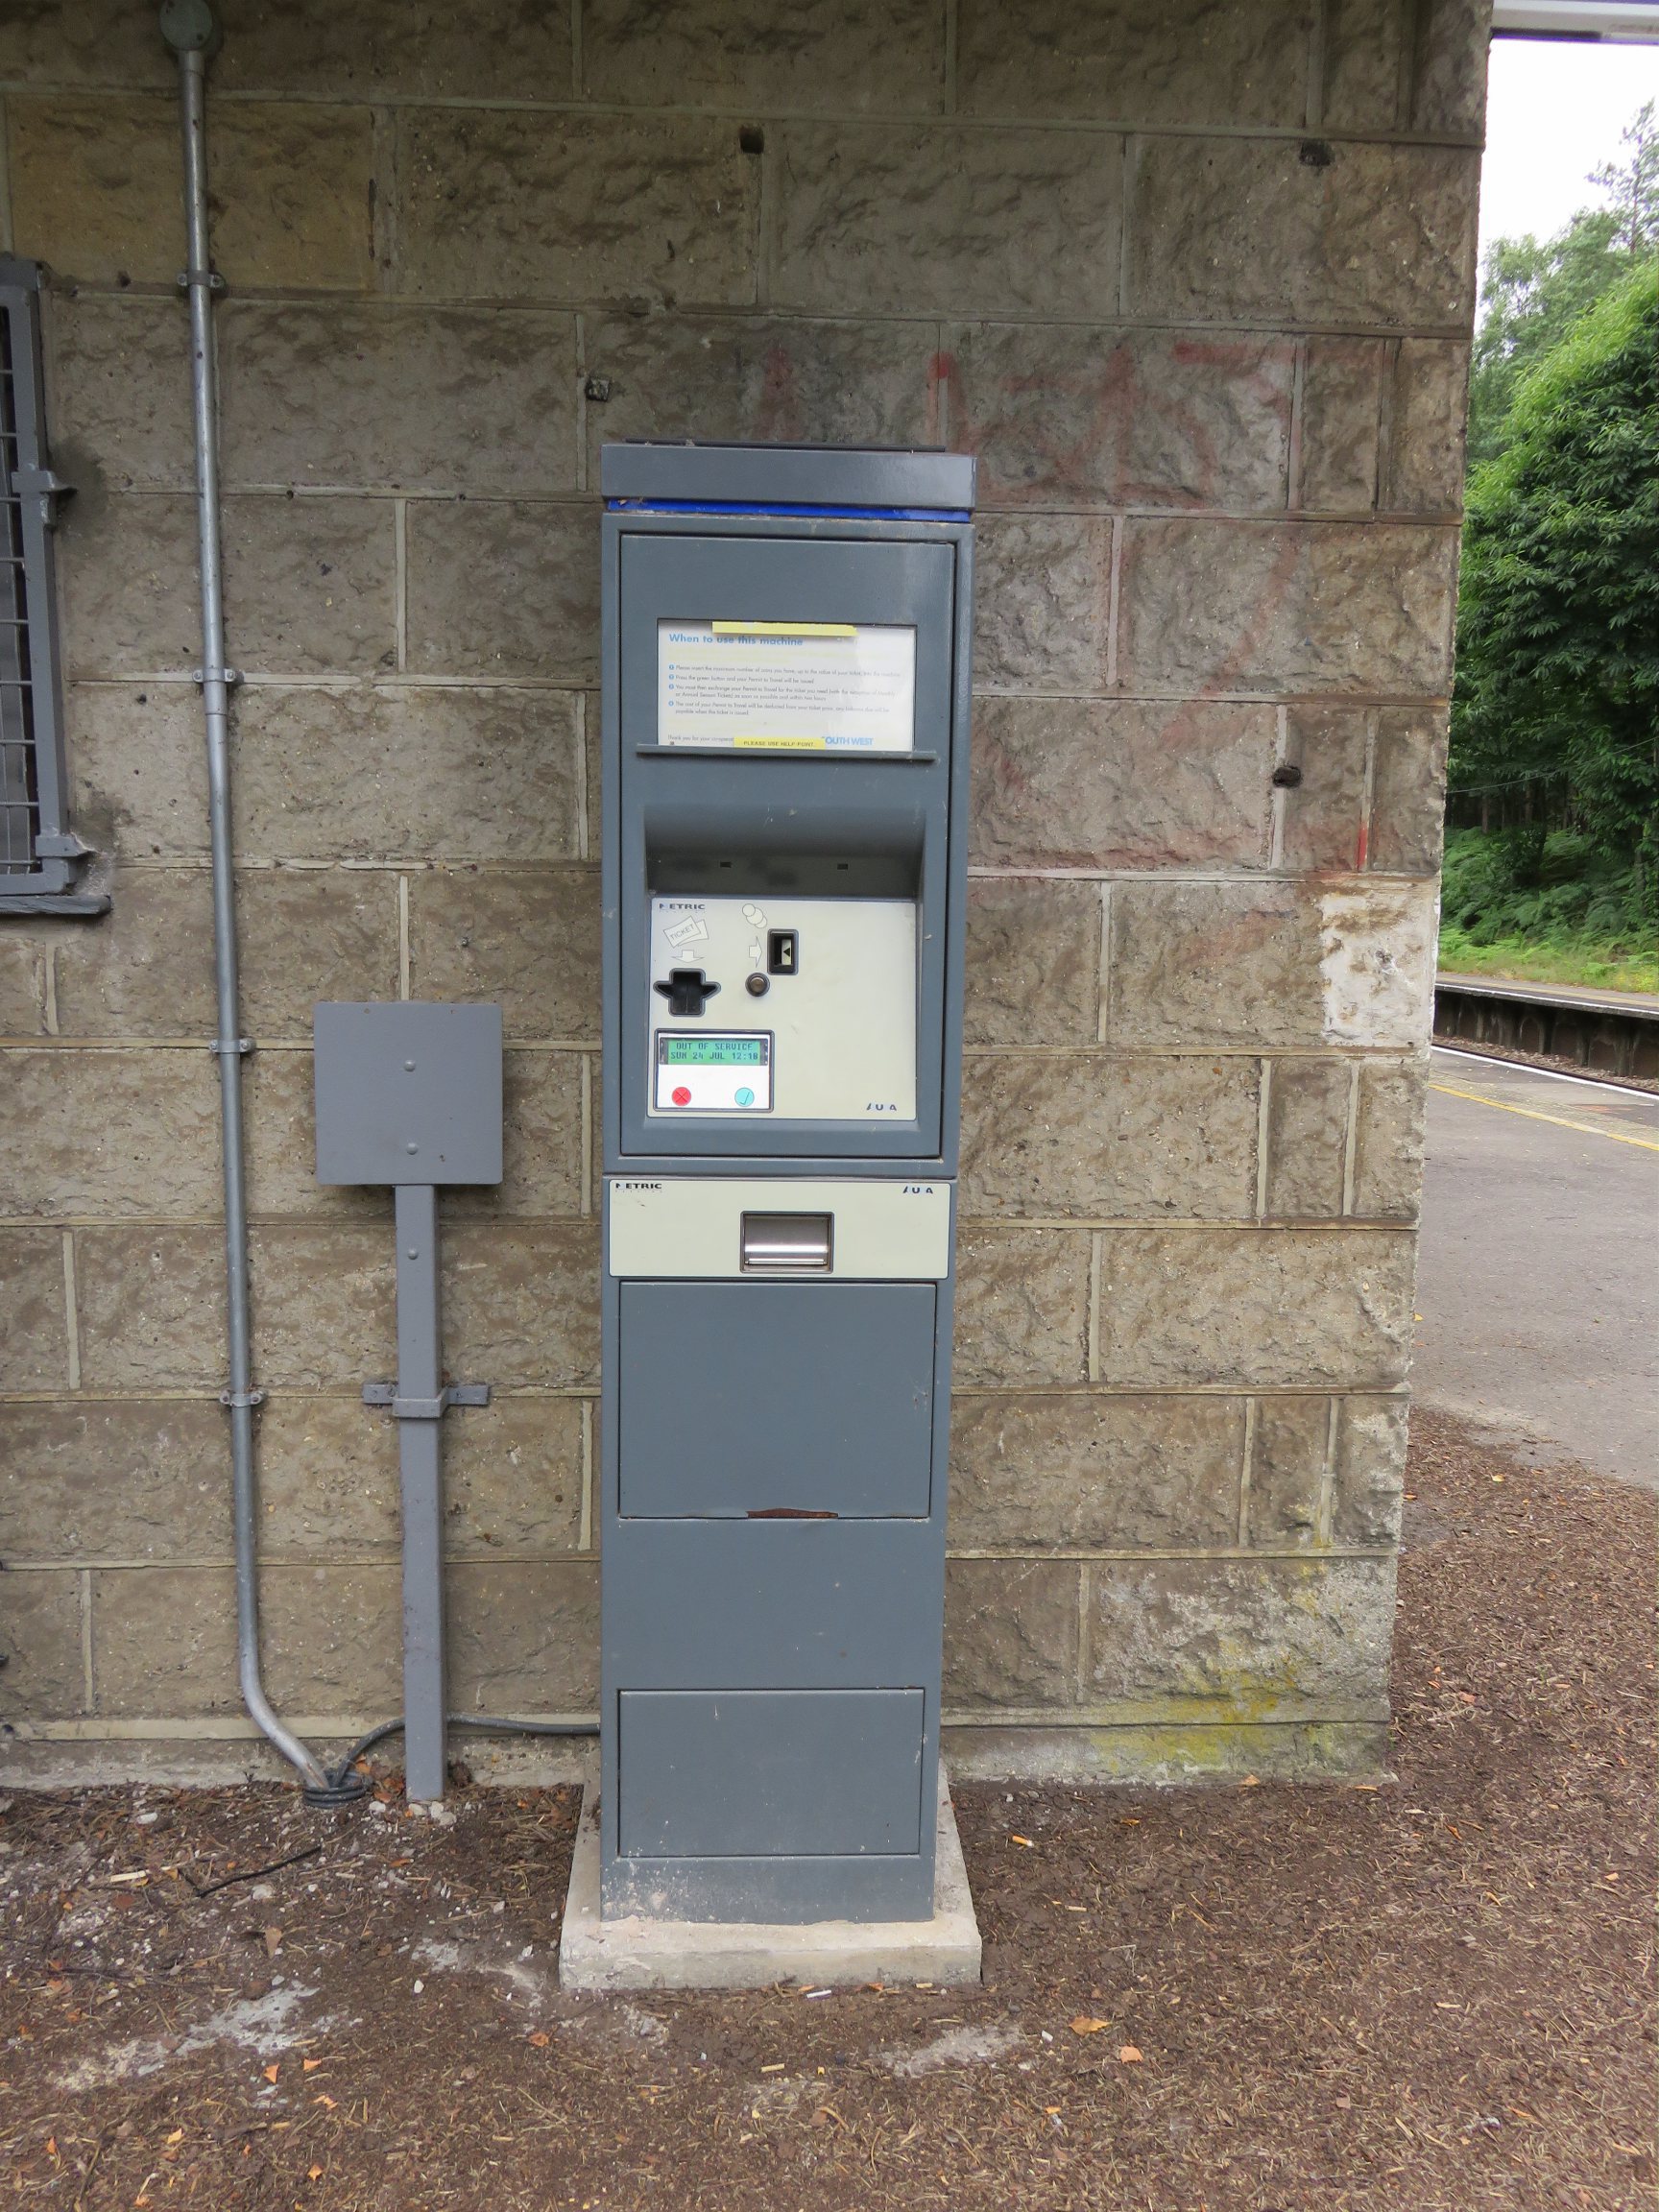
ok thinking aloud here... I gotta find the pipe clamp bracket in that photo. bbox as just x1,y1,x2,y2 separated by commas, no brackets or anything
362,1382,492,1421
177,269,228,294
208,1037,254,1057
219,1387,266,1410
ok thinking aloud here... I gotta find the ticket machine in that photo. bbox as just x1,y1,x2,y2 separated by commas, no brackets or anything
599,442,974,1923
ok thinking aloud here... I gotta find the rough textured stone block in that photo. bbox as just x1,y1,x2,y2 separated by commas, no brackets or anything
954,1229,1091,1385
943,1559,1080,1709
445,1223,600,1388
91,1566,236,1716
256,1390,586,1558
944,325,1292,512
408,866,600,1039
1279,707,1369,873
51,870,218,1037
238,869,400,1036
1333,1396,1408,1547
448,1560,599,1709
220,304,579,496
75,1225,228,1391
1111,880,1438,1050
49,294,193,492
263,1564,402,1709
957,0,1312,124
949,1392,1242,1549
58,493,397,678
583,0,943,111
1350,1057,1427,1222
67,685,207,863
774,126,1123,320
1369,709,1449,876
1262,1057,1349,1220
233,685,583,863
0,941,51,1036
971,697,1274,871
223,497,398,675
405,501,598,682
1247,1395,1329,1546
963,878,1099,1047
1117,520,1459,698
445,1394,587,1554
1098,1227,1416,1388
1319,0,1406,131
10,97,377,290
1409,0,1491,139
1298,338,1383,512
0,1399,228,1562
1088,1556,1394,1711
1315,882,1437,1048
961,1053,1258,1220
445,1052,586,1220
8,95,192,286
0,4,175,90
0,1229,70,1388
1383,341,1470,516
249,1223,396,1388
974,514,1112,693
56,494,200,677
398,110,756,307
1127,138,1478,327
0,1572,84,1718
0,1047,220,1218
582,314,937,466
212,0,576,101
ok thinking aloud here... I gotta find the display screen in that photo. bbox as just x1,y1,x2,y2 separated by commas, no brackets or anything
660,1035,768,1066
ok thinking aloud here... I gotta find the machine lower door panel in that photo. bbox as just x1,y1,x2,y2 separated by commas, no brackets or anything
617,1280,935,1519
617,1689,925,1858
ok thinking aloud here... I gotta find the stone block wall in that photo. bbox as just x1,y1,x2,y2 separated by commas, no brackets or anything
0,0,1486,1783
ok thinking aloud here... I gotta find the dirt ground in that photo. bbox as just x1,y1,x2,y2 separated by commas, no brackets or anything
2,1410,1653,2211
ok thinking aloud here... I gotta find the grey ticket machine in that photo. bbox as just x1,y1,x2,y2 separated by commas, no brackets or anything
599,442,975,1924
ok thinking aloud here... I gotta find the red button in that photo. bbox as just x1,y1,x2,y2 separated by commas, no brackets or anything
671,1085,692,1107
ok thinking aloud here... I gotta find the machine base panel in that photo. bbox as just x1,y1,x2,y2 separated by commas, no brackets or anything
559,1759,981,1992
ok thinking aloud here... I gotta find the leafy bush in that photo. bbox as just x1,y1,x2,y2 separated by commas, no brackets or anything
1449,260,1659,907
1437,829,1658,992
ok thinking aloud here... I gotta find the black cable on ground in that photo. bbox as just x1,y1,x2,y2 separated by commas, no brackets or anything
303,1714,598,1808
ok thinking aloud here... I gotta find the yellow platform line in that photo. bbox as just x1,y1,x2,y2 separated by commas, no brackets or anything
1430,1080,1659,1153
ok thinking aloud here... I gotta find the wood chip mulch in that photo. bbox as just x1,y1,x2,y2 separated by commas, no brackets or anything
1,1408,1652,2209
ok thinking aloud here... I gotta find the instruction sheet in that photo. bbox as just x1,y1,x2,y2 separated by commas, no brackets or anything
657,620,916,752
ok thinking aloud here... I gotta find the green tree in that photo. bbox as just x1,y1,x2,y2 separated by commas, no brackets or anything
1466,101,1658,466
1450,260,1659,918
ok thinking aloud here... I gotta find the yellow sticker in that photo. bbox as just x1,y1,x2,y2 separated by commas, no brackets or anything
711,621,856,637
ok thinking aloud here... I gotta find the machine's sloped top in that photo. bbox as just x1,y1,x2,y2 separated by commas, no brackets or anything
601,441,975,514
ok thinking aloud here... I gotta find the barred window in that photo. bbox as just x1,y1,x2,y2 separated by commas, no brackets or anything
0,256,100,914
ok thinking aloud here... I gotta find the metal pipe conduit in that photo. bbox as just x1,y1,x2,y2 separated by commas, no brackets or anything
160,0,330,1795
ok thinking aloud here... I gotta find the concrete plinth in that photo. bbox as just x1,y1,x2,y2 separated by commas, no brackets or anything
557,1760,982,1992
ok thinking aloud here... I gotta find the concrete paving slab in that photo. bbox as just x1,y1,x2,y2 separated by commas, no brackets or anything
1415,1047,1659,1488
558,1760,982,1992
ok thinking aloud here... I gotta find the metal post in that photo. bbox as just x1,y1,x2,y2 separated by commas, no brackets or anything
394,1184,447,1803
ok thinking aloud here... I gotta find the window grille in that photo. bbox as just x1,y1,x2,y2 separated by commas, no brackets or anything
0,256,101,914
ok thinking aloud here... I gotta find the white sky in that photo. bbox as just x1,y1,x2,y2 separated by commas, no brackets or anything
1478,37,1659,273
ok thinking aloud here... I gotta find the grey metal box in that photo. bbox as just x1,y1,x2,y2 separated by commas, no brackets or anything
314,1001,503,1187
